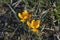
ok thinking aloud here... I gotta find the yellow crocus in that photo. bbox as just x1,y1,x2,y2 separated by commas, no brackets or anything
18,10,28,22
27,20,40,32
18,10,32,23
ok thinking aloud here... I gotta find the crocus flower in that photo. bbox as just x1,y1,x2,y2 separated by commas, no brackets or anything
18,10,32,23
27,20,40,32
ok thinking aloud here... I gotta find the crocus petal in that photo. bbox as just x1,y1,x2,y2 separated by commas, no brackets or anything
20,19,25,23
18,13,23,19
27,21,31,28
31,20,35,28
32,28,38,32
24,16,28,20
22,11,28,19
35,20,40,28
23,10,28,14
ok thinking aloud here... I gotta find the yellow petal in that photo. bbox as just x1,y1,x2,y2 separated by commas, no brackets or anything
20,19,25,23
31,20,35,28
24,16,28,19
32,29,38,32
22,10,28,15
22,11,28,19
27,21,31,28
31,20,35,25
18,13,23,19
23,10,28,14
35,20,40,28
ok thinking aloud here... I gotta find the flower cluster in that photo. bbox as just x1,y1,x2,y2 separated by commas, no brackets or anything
18,10,40,32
